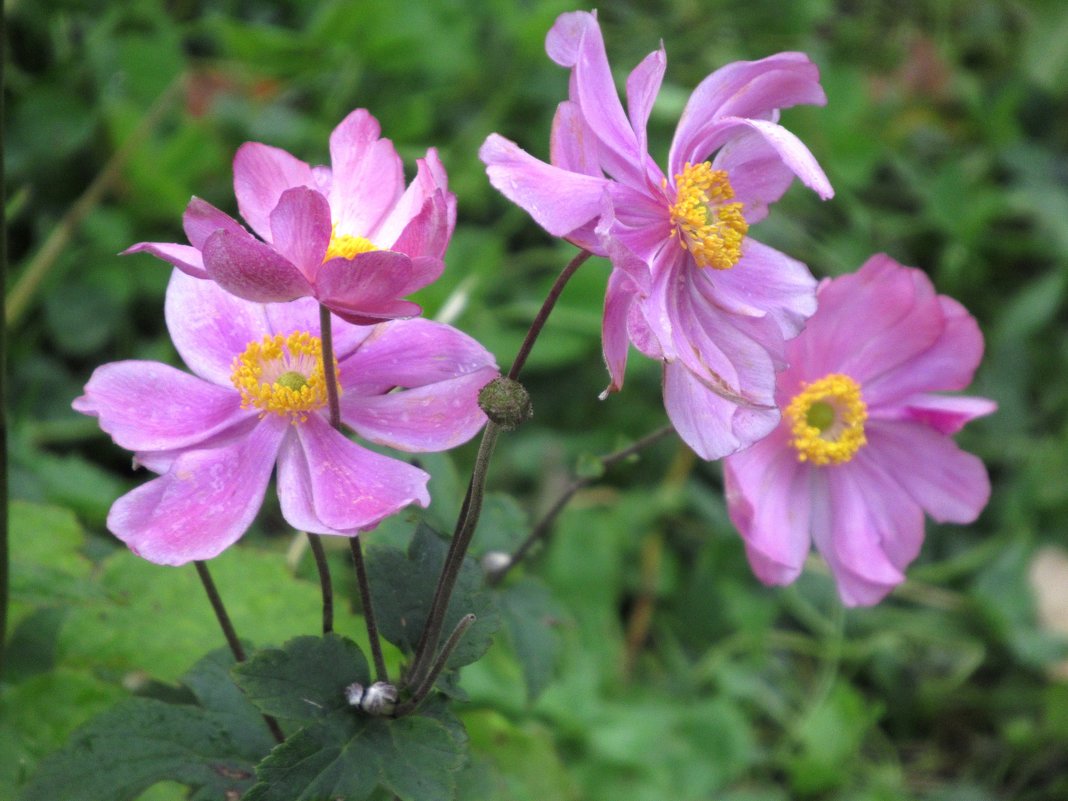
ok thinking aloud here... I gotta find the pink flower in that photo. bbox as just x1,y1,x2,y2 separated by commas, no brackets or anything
73,270,498,565
723,255,996,606
480,11,833,459
126,109,455,325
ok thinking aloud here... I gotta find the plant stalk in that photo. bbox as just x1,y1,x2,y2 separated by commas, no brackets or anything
350,536,388,683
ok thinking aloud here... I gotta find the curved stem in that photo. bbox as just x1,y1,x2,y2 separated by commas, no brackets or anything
194,561,285,744
395,614,475,717
350,537,388,683
306,533,334,635
490,424,675,586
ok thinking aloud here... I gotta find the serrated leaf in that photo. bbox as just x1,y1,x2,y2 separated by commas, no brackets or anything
498,579,563,700
233,635,370,723
365,524,500,670
243,714,465,801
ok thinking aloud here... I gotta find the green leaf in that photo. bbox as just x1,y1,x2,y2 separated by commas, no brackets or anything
497,579,563,700
233,635,370,723
365,523,500,671
243,714,466,801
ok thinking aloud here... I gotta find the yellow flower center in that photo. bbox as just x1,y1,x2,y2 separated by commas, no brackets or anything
669,162,748,270
786,373,868,466
323,225,378,262
230,331,340,423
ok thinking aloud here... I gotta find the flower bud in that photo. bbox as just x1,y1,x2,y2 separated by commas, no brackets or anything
344,682,365,707
478,376,533,431
361,681,398,716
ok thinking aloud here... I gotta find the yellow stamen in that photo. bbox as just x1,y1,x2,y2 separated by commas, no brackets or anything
786,373,868,466
669,162,748,270
230,332,340,423
323,226,378,262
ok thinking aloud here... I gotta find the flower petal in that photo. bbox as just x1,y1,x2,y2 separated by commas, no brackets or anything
315,250,422,325
373,149,455,253
279,414,430,534
165,269,271,385
328,109,405,238
625,47,667,164
233,141,316,242
712,129,804,224
268,186,332,281
122,242,208,279
202,228,313,303
183,197,248,249
885,393,998,435
387,190,452,262
73,360,252,452
107,417,286,565
264,298,375,362
601,268,636,395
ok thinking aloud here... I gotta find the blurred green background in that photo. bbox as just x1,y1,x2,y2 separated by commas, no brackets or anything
5,0,1068,799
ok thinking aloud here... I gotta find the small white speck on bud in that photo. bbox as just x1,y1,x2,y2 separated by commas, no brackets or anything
360,682,398,716
481,551,512,577
344,682,365,707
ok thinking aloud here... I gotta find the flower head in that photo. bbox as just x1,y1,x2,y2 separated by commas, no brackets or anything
126,109,456,325
480,11,833,459
73,270,498,565
723,255,996,606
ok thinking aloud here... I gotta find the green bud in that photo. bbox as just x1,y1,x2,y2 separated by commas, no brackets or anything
478,376,533,431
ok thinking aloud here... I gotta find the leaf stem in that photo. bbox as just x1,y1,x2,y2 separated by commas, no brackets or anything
349,536,388,683
306,533,334,635
194,560,285,744
489,424,676,586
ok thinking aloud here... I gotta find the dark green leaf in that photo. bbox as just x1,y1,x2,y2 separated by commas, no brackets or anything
497,579,563,700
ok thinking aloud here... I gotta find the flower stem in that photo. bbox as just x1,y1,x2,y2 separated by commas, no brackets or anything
0,20,8,682
349,536,388,683
194,560,285,744
395,613,475,717
489,424,676,586
318,304,342,430
306,533,334,635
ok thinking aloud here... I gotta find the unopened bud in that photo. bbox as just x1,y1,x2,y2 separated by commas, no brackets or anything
361,681,398,716
478,376,533,431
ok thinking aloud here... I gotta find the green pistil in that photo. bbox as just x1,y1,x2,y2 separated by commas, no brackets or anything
276,371,309,392
806,401,835,433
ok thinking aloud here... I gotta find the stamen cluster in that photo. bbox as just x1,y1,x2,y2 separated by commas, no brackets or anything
670,162,749,270
786,373,868,465
231,331,338,422
324,227,379,262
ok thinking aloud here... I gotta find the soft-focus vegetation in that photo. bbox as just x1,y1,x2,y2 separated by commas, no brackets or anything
6,0,1068,798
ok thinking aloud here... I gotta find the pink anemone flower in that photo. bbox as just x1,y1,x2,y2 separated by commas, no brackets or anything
126,109,455,325
723,255,996,606
73,270,498,565
480,10,833,459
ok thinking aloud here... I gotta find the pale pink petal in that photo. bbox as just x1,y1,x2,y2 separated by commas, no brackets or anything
182,197,247,249
164,269,271,386
625,47,667,161
712,129,803,224
107,417,287,565
73,361,252,452
550,101,600,177
315,250,421,324
849,450,929,573
663,361,780,460
724,427,812,586
233,142,316,241
601,268,636,395
283,414,430,533
343,367,496,452
480,134,609,238
866,421,992,524
881,394,998,435
268,187,332,281
328,110,405,237
122,242,208,279
602,183,672,276
202,229,313,303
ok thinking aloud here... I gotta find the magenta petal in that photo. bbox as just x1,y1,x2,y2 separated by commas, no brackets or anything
343,367,496,452
268,186,332,281
282,414,430,533
626,48,667,159
848,452,928,573
663,361,780,460
480,134,609,238
388,191,452,261
551,101,600,177
601,269,636,395
374,151,454,251
888,394,998,435
202,229,313,303
233,142,316,242
723,118,833,200
122,242,208,279
73,360,251,452
724,428,812,586
713,129,803,224
183,197,247,249
866,421,992,525
315,250,420,323
107,418,286,565
164,269,271,386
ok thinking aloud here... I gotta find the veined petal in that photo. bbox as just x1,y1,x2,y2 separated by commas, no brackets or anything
281,414,430,533
848,449,930,573
122,242,208,279
165,269,271,386
551,101,600,177
343,366,496,452
202,228,313,303
107,417,286,565
233,141,316,242
73,361,252,452
480,134,609,238
329,110,405,237
268,187,332,282
183,197,247,250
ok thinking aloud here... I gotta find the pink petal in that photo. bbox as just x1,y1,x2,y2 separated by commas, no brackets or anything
625,47,667,162
601,268,636,395
387,190,452,261
884,393,998,435
722,118,833,200
328,110,405,238
182,197,247,249
343,366,496,452
122,242,208,279
107,417,287,565
480,134,609,238
373,150,455,251
315,250,422,324
712,129,804,224
279,414,430,533
848,450,929,573
551,101,600,177
268,187,332,282
164,269,271,386
202,228,313,303
866,420,992,524
73,360,252,452
264,298,375,362
662,361,780,461
602,182,672,275
724,427,812,586
233,141,316,242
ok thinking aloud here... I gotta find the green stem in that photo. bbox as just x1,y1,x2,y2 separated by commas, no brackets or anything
306,533,334,635
0,10,8,682
395,614,475,717
318,304,342,430
350,537,388,683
